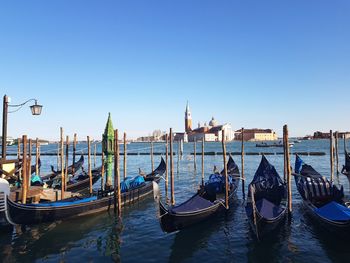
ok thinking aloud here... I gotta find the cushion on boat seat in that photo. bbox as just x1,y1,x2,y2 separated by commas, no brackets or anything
171,195,214,213
256,198,284,219
300,177,344,204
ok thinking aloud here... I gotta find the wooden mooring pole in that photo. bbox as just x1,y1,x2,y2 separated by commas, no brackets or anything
335,131,339,175
60,128,65,200
170,128,175,205
283,125,292,215
330,130,334,182
177,139,180,174
87,136,92,195
73,133,77,176
114,129,121,215
241,128,245,199
124,132,127,180
94,143,97,168
165,134,169,203
57,142,60,170
21,135,28,204
65,136,69,190
222,130,229,209
35,138,40,175
283,129,287,183
28,139,32,191
201,138,204,186
17,138,21,180
151,141,154,172
194,138,197,171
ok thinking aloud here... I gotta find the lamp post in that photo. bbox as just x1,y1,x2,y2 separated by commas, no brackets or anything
1,94,43,159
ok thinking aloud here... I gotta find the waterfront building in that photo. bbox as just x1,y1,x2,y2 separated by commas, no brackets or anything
184,103,234,142
234,128,278,141
185,101,192,133
313,131,350,139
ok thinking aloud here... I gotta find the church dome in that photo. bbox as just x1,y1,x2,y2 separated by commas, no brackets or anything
209,117,218,127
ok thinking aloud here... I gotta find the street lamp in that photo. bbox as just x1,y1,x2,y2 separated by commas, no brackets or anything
1,95,43,159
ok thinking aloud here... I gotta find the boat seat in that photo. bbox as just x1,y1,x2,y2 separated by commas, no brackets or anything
171,195,213,213
256,198,284,219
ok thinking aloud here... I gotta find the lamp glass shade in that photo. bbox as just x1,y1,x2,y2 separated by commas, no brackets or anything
30,104,42,115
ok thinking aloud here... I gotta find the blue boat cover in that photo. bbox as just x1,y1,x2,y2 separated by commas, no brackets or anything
314,201,350,221
295,154,304,174
121,177,133,193
205,173,233,194
120,176,145,193
27,196,98,207
171,194,214,213
256,198,284,219
129,175,145,189
31,174,43,184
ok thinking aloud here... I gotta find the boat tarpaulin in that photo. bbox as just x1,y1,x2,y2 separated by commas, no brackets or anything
314,201,350,221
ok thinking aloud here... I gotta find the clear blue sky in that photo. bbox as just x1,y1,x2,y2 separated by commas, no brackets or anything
0,0,349,140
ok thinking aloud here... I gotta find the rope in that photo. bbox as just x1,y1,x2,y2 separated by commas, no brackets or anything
158,210,169,219
250,184,260,240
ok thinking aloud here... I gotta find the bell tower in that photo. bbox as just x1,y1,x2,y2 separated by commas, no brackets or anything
185,101,192,132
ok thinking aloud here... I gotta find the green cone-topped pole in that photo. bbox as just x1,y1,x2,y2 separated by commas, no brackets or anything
103,112,114,189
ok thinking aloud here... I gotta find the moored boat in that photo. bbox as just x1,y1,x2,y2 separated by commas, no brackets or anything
159,156,240,233
341,150,350,177
245,155,287,239
2,158,165,225
40,155,84,181
294,154,350,234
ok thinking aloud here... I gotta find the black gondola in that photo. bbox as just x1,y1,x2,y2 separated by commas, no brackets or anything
294,154,350,233
159,156,240,233
48,166,103,192
144,157,166,181
41,155,84,181
4,158,166,225
341,150,350,177
245,155,287,239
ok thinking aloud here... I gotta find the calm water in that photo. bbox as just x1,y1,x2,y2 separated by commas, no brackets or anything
1,140,350,262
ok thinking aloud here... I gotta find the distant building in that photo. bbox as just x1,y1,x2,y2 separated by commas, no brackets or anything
185,101,192,133
313,131,350,139
234,128,278,141
183,103,234,142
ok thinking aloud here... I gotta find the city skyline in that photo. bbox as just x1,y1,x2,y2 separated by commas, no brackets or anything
1,1,349,140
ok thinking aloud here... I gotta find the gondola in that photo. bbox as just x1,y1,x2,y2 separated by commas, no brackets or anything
41,155,84,181
144,157,166,181
245,155,287,239
159,156,239,233
341,150,350,177
294,154,350,233
15,158,41,176
3,158,165,225
48,166,103,192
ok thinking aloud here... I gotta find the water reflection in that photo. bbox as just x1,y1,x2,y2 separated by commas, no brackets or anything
246,216,290,263
169,215,223,263
0,212,123,262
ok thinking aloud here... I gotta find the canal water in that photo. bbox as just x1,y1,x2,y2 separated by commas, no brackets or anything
1,139,350,262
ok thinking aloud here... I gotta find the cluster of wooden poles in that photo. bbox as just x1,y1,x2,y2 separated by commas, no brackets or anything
15,135,41,204
15,126,342,218
162,125,297,214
